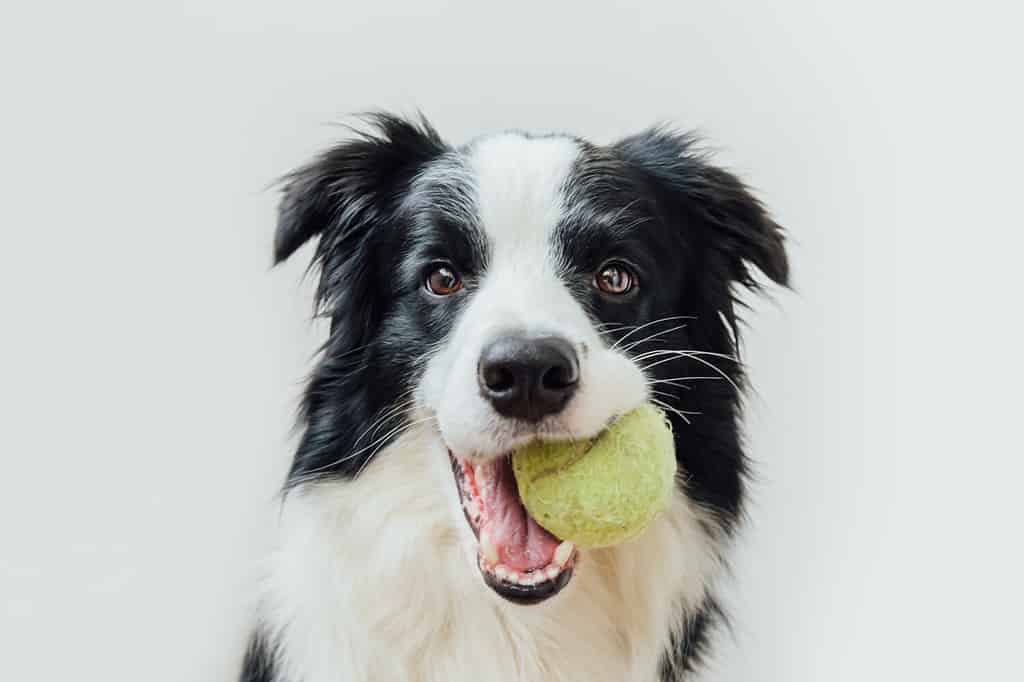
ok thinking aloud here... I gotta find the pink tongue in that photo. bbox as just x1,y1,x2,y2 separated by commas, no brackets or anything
477,458,561,573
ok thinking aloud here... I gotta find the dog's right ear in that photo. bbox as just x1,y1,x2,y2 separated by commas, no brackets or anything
273,113,447,266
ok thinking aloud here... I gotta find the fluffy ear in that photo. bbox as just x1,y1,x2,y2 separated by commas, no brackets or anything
273,112,447,279
613,127,789,289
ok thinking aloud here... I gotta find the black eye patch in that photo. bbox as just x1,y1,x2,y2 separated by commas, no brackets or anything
553,195,671,295
400,212,488,291
552,157,692,335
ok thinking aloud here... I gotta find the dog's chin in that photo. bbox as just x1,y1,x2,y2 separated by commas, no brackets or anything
449,451,578,605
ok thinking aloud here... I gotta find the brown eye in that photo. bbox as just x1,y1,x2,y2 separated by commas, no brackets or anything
425,264,463,296
594,262,636,295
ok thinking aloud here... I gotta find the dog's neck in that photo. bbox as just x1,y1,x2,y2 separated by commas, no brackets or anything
259,426,723,682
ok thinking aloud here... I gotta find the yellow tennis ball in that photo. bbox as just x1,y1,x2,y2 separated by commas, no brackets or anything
512,403,677,549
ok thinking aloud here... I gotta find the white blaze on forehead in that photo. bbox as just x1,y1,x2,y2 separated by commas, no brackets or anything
467,133,580,259
462,134,584,335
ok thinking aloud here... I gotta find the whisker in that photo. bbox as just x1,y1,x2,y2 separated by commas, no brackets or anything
620,323,690,353
339,413,435,465
595,325,634,339
354,415,438,479
354,395,418,448
299,409,427,479
288,413,436,487
632,349,741,364
610,315,696,351
649,389,681,403
594,321,635,333
641,353,741,394
649,397,694,425
646,376,722,387
350,389,418,448
648,388,701,412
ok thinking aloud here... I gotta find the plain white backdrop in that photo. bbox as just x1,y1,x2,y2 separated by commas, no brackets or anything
1,1,1020,680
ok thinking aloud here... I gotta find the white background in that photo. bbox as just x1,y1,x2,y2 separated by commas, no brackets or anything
1,2,1021,680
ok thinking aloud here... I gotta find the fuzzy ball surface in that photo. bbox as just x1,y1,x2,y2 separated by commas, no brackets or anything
512,402,677,548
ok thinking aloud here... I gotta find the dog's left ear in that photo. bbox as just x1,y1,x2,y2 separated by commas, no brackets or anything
614,127,789,290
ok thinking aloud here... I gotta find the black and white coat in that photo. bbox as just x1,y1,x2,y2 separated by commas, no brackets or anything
242,114,788,682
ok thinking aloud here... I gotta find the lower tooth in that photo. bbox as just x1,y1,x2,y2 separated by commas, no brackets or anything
507,571,520,583
495,564,508,580
554,541,575,567
546,565,560,580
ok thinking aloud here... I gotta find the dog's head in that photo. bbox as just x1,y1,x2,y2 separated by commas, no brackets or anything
275,114,787,604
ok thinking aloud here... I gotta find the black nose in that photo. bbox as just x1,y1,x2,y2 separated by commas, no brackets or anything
478,335,580,422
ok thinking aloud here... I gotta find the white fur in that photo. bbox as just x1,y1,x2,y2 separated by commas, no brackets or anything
260,135,726,681
261,425,724,682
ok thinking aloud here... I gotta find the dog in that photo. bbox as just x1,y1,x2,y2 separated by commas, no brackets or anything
241,113,788,682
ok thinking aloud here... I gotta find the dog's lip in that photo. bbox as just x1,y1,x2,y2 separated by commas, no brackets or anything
480,556,574,605
449,450,578,604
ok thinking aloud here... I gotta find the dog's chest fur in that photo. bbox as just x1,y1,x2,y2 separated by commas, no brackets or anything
260,427,722,682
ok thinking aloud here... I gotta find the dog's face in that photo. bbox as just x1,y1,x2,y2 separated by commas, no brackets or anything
275,115,787,604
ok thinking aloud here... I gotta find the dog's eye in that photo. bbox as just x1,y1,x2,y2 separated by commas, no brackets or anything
425,264,463,296
594,262,636,295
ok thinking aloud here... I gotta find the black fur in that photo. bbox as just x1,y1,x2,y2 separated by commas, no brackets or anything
262,114,787,679
659,599,724,681
239,634,276,682
274,114,453,483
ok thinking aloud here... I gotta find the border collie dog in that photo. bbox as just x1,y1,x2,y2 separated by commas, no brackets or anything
243,114,788,682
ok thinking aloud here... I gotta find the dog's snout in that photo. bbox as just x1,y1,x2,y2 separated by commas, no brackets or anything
478,335,579,422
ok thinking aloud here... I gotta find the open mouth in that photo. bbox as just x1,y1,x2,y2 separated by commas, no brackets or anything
450,452,578,604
